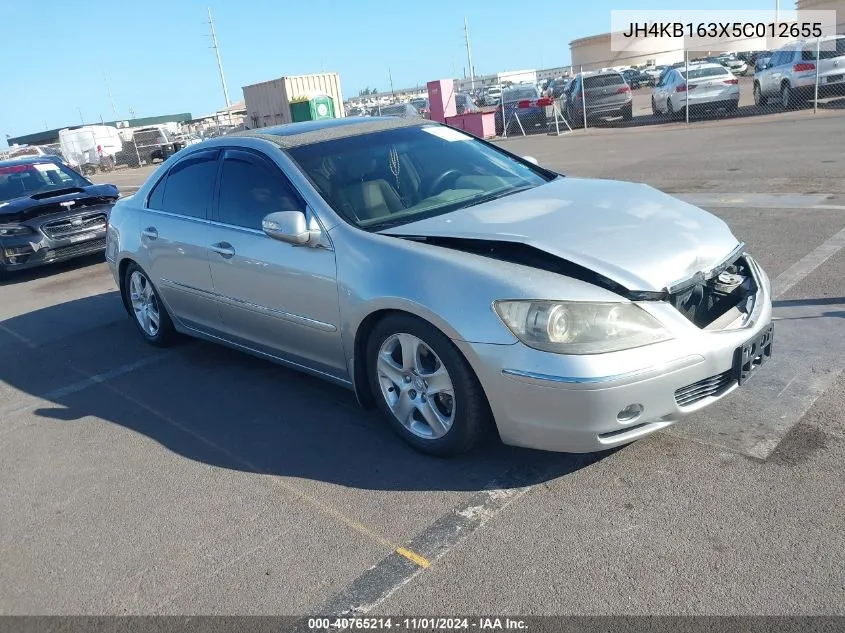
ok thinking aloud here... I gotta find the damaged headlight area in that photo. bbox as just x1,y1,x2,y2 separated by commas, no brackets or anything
494,300,672,355
0,224,34,236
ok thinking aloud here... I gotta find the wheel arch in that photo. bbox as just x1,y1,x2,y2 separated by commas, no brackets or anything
349,304,476,410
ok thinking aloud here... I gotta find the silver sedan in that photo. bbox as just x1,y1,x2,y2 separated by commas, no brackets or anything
106,117,773,456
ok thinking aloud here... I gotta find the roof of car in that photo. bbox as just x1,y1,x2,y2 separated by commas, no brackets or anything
0,156,63,167
231,116,430,149
670,62,731,72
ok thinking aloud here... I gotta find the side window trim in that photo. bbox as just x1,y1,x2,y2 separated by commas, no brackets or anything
145,148,221,217
213,146,307,230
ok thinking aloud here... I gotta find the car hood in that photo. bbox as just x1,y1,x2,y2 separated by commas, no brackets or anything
0,183,119,221
380,177,741,293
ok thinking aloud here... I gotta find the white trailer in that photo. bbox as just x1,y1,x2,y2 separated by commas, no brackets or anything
58,126,123,171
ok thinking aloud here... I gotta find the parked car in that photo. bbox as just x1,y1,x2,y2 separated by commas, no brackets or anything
713,54,748,75
544,77,571,99
494,85,549,135
482,86,503,106
409,98,430,118
754,53,772,73
0,157,119,278
455,93,478,115
377,103,422,118
132,127,183,164
621,68,649,89
651,63,740,117
562,71,632,126
106,117,774,456
754,35,845,108
1,145,71,168
643,65,668,86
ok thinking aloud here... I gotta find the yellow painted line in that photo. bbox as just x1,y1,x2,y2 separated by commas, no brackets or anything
395,547,430,568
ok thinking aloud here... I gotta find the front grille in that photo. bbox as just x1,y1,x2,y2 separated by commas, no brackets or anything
674,370,735,407
45,238,106,260
42,213,107,238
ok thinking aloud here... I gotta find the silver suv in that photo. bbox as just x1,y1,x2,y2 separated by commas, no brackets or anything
562,71,633,127
754,35,845,108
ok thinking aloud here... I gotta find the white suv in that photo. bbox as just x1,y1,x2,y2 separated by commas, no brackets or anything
754,35,845,108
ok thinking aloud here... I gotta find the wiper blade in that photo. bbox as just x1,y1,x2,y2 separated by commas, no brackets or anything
463,185,536,208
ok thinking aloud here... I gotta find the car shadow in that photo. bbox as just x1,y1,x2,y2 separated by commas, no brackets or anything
0,253,106,286
1,292,610,492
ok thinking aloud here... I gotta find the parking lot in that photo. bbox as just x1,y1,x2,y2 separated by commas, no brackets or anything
1,109,844,617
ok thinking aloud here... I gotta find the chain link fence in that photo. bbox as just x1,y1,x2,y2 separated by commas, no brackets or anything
4,34,843,168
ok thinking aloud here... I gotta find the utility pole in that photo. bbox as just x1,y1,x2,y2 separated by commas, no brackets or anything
464,16,475,91
77,108,84,125
207,7,233,127
389,68,395,97
104,74,118,117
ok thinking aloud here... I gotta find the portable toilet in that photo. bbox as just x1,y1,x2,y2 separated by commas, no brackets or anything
290,93,336,122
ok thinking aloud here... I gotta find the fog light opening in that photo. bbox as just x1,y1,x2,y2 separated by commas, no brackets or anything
617,404,644,423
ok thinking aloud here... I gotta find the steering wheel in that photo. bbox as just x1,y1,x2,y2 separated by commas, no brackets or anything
427,169,462,197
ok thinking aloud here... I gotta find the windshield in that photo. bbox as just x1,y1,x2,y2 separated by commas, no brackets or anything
287,124,553,231
0,161,90,202
409,98,427,108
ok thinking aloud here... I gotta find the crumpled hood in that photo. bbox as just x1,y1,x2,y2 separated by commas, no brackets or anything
0,183,119,220
380,177,741,292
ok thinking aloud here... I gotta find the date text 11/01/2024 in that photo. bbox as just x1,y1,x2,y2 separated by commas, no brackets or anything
622,21,824,39
307,617,528,630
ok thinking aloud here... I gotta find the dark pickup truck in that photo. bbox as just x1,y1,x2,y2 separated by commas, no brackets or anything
0,157,119,278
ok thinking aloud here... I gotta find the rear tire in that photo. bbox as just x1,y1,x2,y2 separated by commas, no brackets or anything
726,100,739,113
753,83,768,107
622,105,633,121
781,83,796,109
366,313,491,457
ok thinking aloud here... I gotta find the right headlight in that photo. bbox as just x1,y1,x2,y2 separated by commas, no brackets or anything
493,300,672,355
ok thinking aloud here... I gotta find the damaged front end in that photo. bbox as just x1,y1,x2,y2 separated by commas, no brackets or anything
665,244,759,330
392,234,760,331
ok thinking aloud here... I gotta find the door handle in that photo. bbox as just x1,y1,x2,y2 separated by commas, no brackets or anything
141,227,158,240
210,241,235,259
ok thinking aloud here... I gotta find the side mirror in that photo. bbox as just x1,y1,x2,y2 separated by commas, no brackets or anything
262,210,311,245
522,156,539,166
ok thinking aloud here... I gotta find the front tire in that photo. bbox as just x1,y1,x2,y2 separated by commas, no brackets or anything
366,314,490,456
123,263,176,347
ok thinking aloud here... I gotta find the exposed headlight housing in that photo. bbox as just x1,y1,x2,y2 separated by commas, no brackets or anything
0,224,33,237
494,300,672,355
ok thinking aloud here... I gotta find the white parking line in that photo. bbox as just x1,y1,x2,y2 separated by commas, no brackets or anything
773,226,845,298
0,354,170,425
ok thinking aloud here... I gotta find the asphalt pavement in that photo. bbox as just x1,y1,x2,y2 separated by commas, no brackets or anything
2,110,843,617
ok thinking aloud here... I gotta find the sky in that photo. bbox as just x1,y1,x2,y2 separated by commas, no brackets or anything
1,0,783,147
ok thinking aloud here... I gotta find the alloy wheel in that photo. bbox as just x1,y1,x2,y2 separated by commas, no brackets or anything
129,270,161,337
376,333,456,440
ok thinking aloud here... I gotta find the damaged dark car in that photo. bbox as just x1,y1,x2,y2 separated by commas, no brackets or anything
0,157,119,279
105,117,773,456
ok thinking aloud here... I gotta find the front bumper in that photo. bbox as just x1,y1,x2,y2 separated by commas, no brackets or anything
0,208,110,272
456,257,773,453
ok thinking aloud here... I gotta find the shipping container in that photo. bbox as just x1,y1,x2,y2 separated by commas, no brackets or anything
242,72,345,129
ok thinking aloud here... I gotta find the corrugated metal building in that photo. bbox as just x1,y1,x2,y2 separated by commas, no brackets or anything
242,73,345,128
